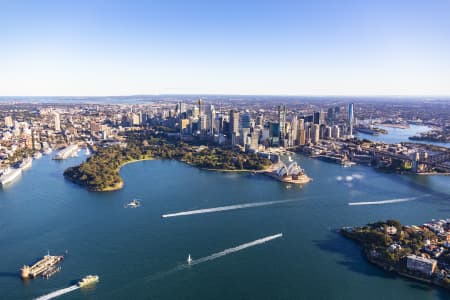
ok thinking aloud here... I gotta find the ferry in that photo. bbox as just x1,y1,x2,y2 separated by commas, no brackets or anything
78,275,99,287
20,252,64,279
18,157,33,171
0,168,22,186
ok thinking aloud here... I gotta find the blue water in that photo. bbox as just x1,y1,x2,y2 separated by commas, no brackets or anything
0,152,449,299
357,124,450,148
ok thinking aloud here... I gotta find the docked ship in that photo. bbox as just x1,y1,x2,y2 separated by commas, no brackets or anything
18,157,33,170
20,252,64,279
78,275,99,287
53,145,79,160
33,152,43,159
0,167,22,186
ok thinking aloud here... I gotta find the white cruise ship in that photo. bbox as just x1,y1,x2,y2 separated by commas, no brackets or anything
18,157,33,171
53,145,79,160
0,168,22,186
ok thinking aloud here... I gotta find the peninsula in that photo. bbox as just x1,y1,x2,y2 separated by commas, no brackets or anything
63,130,273,191
341,219,450,291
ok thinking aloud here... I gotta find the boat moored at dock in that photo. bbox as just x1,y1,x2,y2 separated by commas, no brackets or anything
18,157,33,171
0,167,22,186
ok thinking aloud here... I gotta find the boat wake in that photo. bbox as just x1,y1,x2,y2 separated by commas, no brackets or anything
34,285,79,300
348,197,418,206
188,233,283,266
162,199,298,218
148,233,283,281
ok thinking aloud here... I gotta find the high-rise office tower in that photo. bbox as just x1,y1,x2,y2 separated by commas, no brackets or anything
208,105,216,134
240,112,251,129
278,105,286,141
348,103,354,137
229,110,240,144
332,125,340,139
198,98,204,116
312,124,320,144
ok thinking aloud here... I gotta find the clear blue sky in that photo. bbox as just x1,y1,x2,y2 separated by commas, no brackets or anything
1,0,450,96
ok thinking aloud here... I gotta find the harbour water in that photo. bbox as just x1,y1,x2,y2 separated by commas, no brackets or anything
0,148,449,299
357,124,450,148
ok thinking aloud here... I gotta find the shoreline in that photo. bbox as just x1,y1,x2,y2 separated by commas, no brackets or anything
79,157,154,192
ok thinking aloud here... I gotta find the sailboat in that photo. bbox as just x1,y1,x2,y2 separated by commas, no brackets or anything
187,254,193,264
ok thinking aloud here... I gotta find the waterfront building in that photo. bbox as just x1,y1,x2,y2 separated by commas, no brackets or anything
297,129,306,145
324,126,332,139
406,255,437,276
312,124,320,144
332,125,340,139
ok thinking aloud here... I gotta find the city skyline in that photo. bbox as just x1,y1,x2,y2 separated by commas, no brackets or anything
1,0,450,96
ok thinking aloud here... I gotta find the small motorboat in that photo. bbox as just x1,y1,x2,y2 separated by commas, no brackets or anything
125,199,141,208
187,254,193,264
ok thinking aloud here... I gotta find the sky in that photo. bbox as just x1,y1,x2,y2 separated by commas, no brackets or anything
1,0,450,96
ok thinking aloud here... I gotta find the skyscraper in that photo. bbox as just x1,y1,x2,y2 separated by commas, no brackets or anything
54,112,61,132
278,105,286,141
312,124,320,144
348,103,354,137
229,110,240,144
208,105,215,134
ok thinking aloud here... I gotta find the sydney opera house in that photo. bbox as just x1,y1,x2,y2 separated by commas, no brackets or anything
266,161,311,184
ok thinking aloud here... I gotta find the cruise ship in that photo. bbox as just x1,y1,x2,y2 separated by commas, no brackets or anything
20,252,64,279
53,145,79,160
78,275,99,287
18,157,33,170
0,168,22,186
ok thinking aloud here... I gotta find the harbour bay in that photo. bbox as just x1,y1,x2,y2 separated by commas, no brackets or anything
1,150,449,299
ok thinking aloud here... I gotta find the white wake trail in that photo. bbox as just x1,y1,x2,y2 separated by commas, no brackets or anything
147,233,283,281
162,199,297,218
189,233,283,266
348,197,418,206
34,285,79,300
